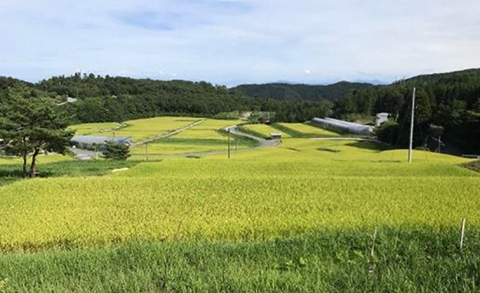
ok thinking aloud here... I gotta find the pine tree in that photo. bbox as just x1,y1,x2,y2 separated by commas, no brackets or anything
0,85,74,177
102,141,131,160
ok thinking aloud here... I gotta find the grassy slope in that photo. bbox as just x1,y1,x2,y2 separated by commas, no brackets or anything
1,228,479,292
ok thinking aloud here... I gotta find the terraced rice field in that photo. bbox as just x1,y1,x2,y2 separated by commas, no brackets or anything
0,138,478,251
70,117,200,142
129,119,252,155
130,138,229,155
1,116,480,291
243,123,291,138
173,119,240,140
68,122,121,135
278,122,341,136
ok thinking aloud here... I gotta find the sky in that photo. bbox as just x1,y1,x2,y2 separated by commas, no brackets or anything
1,0,480,86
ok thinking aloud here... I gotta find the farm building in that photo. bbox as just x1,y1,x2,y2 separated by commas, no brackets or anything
311,117,373,135
72,135,132,150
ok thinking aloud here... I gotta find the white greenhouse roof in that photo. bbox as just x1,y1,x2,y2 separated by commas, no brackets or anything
72,135,132,145
312,117,373,134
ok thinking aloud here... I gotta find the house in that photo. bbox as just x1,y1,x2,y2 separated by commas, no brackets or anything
375,113,390,127
71,135,132,150
311,117,373,135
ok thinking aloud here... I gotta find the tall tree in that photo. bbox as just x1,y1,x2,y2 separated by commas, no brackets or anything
0,85,74,177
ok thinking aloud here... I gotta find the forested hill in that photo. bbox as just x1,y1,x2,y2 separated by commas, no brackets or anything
37,75,255,123
233,81,372,101
1,69,479,153
0,74,333,123
334,68,480,153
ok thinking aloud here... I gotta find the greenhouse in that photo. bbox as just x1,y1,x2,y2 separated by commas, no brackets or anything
311,117,373,134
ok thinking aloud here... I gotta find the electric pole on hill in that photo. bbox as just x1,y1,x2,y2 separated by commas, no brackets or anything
408,87,416,164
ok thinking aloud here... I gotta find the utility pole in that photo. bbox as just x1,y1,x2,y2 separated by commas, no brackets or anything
408,87,416,164
227,128,231,159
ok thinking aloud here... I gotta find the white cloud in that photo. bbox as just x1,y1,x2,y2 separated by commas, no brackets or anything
0,0,480,84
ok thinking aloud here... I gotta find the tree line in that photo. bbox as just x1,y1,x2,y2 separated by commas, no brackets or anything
333,69,480,153
1,68,480,153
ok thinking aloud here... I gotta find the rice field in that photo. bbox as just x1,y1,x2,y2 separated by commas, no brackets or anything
243,123,291,138
173,119,240,140
278,122,341,136
68,122,121,135
1,116,480,291
70,117,200,142
0,138,478,252
130,139,229,155
128,119,250,155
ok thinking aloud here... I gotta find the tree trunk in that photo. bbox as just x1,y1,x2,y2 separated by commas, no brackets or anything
21,136,28,178
29,147,40,178
22,151,28,178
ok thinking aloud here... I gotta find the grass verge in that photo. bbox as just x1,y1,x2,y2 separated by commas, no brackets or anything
0,227,478,292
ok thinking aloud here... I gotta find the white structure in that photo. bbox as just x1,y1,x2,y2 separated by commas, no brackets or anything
72,136,132,150
270,133,282,139
375,113,390,127
311,117,373,135
67,97,77,103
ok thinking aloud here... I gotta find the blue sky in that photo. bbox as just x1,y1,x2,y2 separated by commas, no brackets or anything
1,0,480,86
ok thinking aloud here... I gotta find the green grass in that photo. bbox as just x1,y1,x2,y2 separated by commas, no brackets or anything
0,160,140,187
0,227,479,292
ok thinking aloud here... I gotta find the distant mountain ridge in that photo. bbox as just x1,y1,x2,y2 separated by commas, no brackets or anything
233,81,372,101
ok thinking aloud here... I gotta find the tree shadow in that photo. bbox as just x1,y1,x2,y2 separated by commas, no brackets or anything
345,141,391,152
